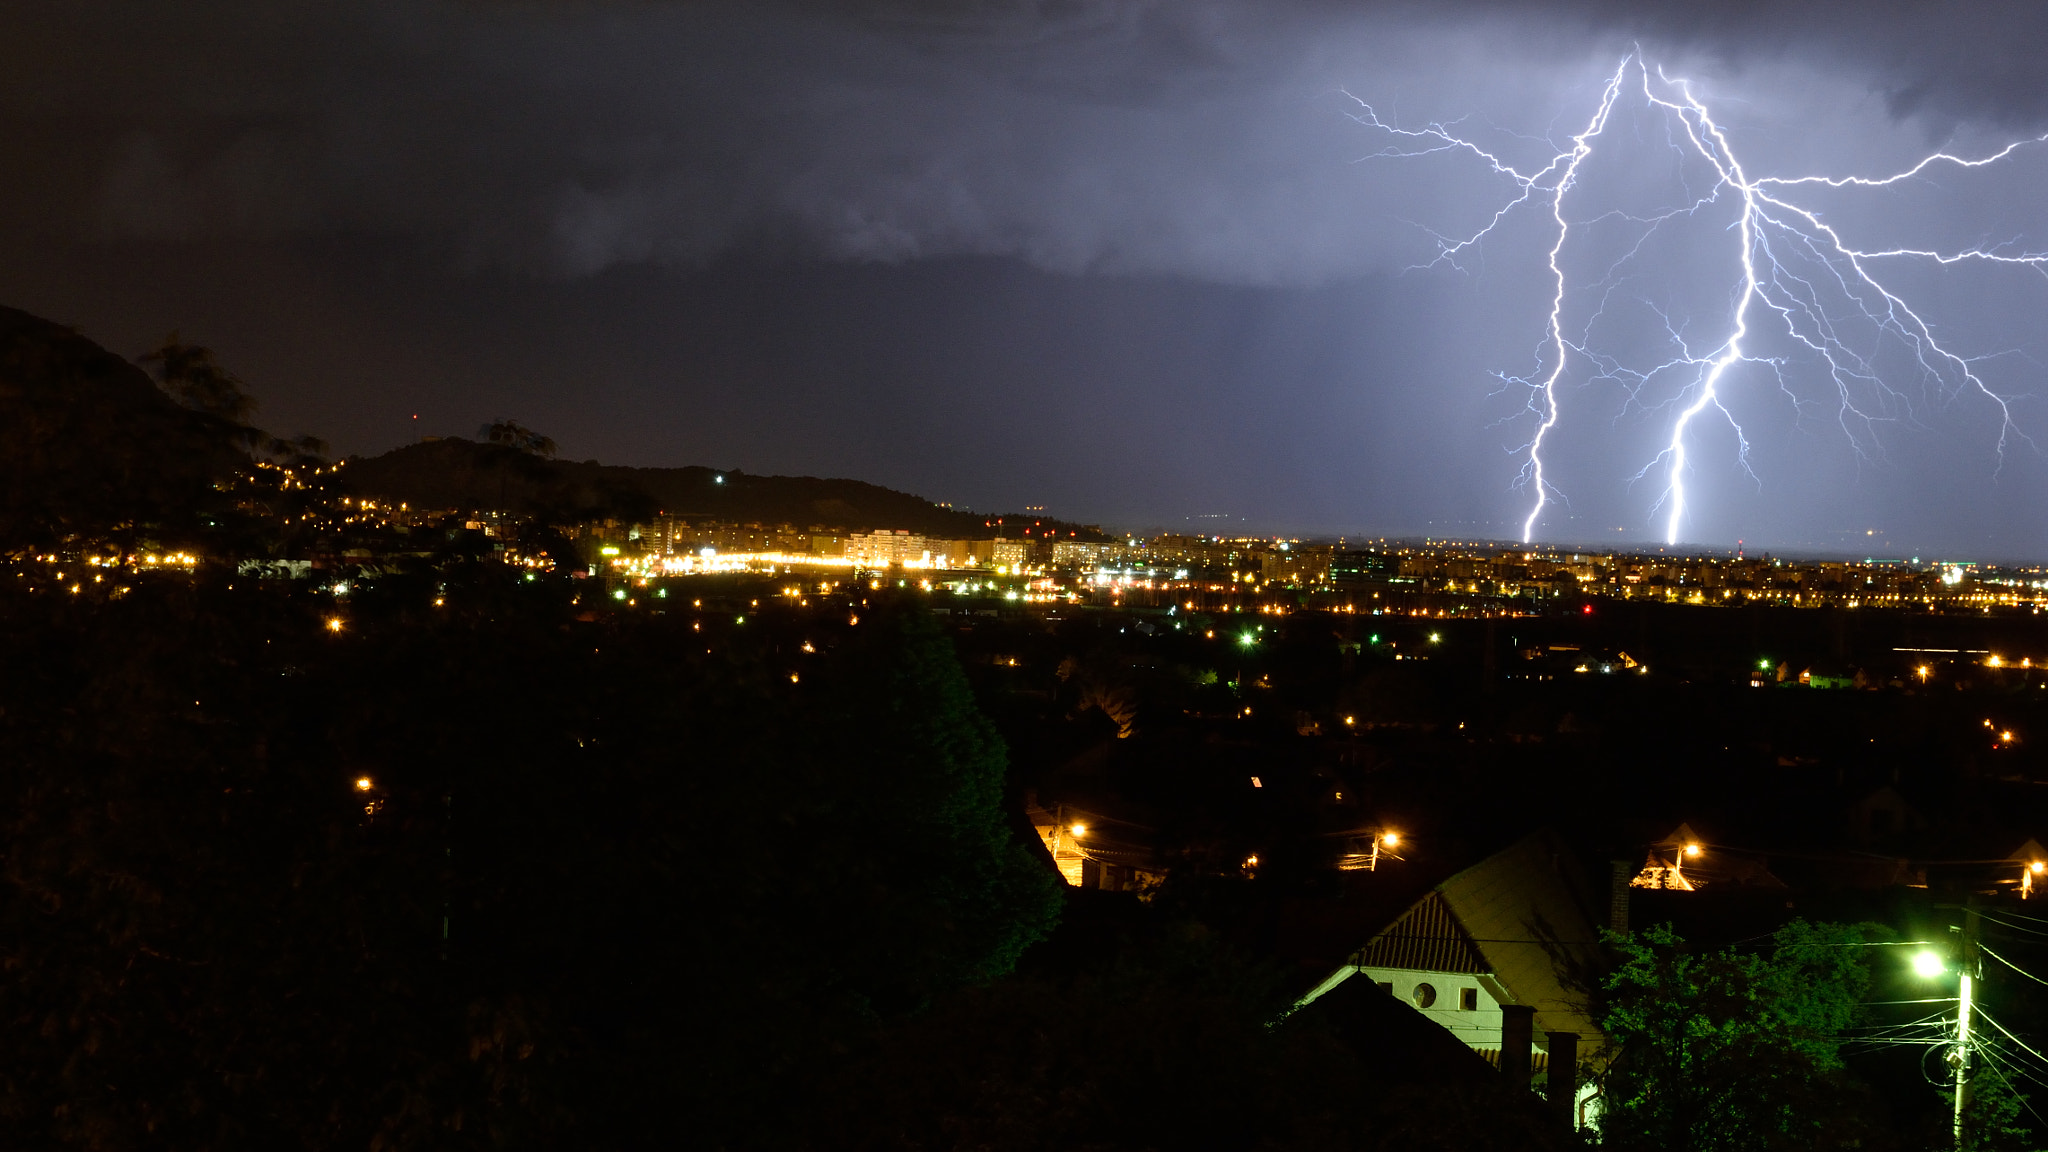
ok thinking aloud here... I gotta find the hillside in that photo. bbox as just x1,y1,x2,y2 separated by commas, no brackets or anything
345,439,1106,540
0,299,1105,545
0,306,243,549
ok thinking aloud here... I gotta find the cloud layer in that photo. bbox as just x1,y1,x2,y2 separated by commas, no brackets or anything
9,1,2048,552
12,1,2048,288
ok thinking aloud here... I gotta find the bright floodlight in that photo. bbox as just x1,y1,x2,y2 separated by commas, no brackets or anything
1070,824,1086,836
1685,843,1702,857
1912,951,1946,979
1380,831,1399,847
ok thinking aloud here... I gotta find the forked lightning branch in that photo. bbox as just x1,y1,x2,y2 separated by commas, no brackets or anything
1351,55,2044,546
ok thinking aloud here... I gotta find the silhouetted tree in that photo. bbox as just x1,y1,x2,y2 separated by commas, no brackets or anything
142,334,258,426
478,420,557,457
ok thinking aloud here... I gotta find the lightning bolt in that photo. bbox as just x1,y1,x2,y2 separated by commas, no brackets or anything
1354,56,2040,546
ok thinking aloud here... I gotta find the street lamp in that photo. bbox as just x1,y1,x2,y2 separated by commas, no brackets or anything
1364,829,1404,871
1916,910,1983,1152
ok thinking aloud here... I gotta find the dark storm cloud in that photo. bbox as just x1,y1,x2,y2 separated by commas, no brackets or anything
1557,0,2048,131
11,0,2048,290
9,0,2048,553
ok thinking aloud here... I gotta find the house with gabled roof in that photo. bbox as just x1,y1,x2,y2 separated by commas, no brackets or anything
1287,830,1610,1131
1631,821,1786,891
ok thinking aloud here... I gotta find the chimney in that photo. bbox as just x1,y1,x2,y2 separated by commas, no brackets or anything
1546,1030,1580,1127
1609,859,1634,935
1499,1004,1535,1089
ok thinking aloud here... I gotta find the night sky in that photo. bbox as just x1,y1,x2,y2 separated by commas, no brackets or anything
11,1,2048,556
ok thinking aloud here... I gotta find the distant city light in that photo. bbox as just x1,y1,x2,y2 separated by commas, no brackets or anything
325,617,344,632
354,777,373,792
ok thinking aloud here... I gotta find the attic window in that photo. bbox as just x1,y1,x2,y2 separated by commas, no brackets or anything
1460,987,1480,1011
1411,983,1438,1009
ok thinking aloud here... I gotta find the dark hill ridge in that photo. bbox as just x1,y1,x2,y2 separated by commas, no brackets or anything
0,300,1103,544
0,305,242,549
345,438,1107,540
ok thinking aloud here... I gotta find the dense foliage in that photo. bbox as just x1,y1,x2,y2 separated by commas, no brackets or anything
1598,921,1894,1152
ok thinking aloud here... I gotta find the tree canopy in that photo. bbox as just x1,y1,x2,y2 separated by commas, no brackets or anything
1599,921,1895,1152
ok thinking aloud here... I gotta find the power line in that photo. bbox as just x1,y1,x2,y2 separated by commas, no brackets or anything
1982,943,2048,988
1974,1006,2048,1074
1967,1039,2048,1135
1977,1036,2048,1093
1976,907,2048,930
1977,911,2048,939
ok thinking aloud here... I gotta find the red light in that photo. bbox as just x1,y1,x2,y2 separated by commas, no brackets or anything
1582,605,1593,615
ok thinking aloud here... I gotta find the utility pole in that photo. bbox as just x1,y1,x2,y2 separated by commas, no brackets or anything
1955,901,1981,1151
